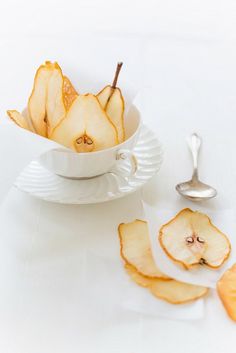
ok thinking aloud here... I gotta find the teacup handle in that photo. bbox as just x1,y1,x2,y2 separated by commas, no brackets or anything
116,149,138,175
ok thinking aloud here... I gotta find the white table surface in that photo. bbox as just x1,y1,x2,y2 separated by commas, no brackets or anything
1,1,236,352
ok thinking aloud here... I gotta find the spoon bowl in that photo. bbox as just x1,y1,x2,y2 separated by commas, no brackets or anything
176,133,217,202
176,180,217,201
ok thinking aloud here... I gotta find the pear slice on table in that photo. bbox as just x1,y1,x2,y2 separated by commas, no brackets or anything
51,94,118,152
63,76,78,111
118,219,170,279
7,110,32,131
125,263,208,304
217,264,236,321
28,61,55,137
159,208,231,269
97,62,125,143
124,263,155,287
149,277,208,304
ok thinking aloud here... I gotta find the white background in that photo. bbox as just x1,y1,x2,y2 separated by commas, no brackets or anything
1,1,236,352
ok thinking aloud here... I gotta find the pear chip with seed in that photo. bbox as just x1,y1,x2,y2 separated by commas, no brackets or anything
119,219,209,304
159,208,231,269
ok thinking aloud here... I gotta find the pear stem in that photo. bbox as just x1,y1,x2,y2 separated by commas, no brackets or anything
111,62,123,89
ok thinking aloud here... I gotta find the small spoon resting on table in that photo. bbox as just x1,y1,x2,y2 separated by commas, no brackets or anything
176,133,217,202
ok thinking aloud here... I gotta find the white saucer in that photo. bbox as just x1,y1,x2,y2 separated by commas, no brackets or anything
14,125,163,204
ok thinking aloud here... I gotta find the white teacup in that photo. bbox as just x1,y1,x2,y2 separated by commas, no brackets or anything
39,105,141,179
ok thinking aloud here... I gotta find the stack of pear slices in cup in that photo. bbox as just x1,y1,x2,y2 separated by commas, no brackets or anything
118,209,231,306
7,61,125,153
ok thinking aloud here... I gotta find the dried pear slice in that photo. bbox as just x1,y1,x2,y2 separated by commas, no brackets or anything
106,87,125,143
63,76,78,111
28,61,55,137
97,63,125,143
125,262,208,304
118,220,170,279
7,110,32,131
149,278,208,304
46,63,67,136
47,65,78,136
217,264,236,321
159,208,231,269
96,85,111,108
51,94,118,152
97,85,125,143
28,61,78,137
124,263,153,287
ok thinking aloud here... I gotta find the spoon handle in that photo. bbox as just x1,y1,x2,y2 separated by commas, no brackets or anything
188,133,201,181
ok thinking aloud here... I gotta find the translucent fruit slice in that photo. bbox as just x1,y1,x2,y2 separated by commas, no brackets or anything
159,208,231,269
125,262,208,304
217,264,236,321
51,94,118,152
7,110,32,131
45,63,66,136
63,76,78,111
118,220,170,279
149,278,208,304
46,66,79,136
97,85,125,143
28,61,55,137
124,263,153,287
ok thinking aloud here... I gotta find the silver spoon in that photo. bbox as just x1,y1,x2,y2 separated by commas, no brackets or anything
176,133,217,201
